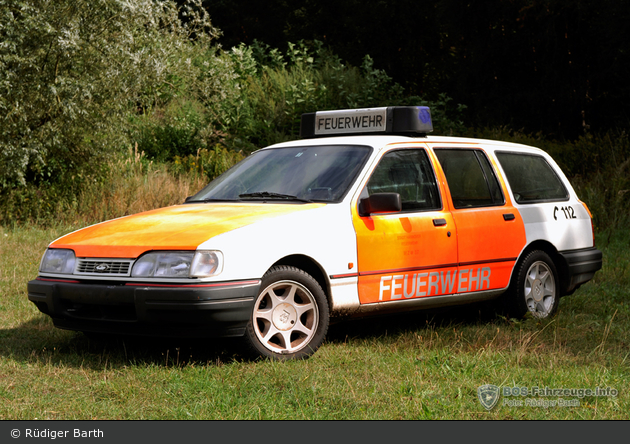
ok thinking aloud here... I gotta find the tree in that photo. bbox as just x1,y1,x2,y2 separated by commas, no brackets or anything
202,0,630,138
0,0,234,188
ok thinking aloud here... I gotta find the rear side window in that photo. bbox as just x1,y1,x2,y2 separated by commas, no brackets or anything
496,152,569,204
434,149,505,208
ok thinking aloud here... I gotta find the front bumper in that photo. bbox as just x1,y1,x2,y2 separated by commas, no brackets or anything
559,247,603,294
27,277,261,338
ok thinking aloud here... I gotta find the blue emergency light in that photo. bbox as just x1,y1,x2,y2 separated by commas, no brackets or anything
300,106,433,138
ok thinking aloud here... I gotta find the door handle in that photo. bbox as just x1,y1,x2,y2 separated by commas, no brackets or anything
433,218,447,226
503,213,515,221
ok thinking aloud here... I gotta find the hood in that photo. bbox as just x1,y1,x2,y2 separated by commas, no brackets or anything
51,203,324,258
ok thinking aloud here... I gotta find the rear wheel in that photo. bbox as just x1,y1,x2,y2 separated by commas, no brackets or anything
509,250,560,319
244,266,329,360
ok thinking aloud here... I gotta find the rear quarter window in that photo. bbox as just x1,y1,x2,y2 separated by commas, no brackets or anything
496,151,569,204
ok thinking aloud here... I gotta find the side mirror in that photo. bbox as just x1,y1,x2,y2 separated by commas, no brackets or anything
359,193,402,216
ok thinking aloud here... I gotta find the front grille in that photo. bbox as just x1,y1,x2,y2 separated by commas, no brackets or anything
76,259,133,276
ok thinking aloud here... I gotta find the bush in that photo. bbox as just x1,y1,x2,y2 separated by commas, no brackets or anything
0,0,233,187
0,0,244,224
0,8,468,226
130,100,207,163
221,41,467,150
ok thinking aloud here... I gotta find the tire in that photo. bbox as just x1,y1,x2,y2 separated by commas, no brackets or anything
509,250,560,319
244,265,329,360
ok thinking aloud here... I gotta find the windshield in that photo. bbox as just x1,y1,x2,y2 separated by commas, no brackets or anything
189,145,372,203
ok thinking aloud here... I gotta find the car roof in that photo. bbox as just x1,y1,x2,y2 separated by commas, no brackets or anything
266,134,546,155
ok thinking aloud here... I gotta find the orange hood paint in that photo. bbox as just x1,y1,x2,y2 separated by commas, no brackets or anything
51,203,323,258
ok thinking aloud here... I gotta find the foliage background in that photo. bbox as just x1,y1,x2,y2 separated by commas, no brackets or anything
203,0,630,139
0,0,628,230
0,0,628,421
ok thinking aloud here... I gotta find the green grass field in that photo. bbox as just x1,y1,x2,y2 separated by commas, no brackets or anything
1,224,627,419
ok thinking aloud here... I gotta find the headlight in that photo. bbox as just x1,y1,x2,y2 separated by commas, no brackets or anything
131,251,223,278
40,249,76,274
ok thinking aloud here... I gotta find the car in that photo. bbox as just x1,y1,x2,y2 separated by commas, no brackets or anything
27,106,602,359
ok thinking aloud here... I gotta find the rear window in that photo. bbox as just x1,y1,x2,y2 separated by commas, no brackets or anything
496,152,569,203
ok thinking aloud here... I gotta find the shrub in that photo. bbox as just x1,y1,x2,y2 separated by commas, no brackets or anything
0,0,243,224
0,0,233,188
130,100,207,162
221,40,467,150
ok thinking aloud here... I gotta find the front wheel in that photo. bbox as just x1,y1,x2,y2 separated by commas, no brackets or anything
244,266,329,360
509,250,560,319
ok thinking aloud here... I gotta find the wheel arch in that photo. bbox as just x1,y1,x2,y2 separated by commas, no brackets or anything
514,240,571,296
270,254,332,305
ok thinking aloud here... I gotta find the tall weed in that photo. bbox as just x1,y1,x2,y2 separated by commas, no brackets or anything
171,145,245,181
0,146,209,227
72,145,211,224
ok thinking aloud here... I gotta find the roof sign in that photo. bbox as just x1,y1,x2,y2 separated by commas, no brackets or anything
300,106,433,138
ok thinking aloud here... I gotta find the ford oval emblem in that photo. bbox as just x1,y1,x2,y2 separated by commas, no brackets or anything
95,264,110,272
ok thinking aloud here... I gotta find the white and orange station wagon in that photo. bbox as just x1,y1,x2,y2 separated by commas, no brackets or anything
28,106,602,359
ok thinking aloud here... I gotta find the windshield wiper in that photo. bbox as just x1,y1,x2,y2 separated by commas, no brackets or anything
238,191,312,203
184,198,240,203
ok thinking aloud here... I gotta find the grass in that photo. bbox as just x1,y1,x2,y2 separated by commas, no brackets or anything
0,224,628,419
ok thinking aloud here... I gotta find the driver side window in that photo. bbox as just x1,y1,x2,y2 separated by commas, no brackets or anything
363,149,441,211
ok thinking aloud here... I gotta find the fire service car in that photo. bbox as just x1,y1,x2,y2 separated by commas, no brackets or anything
28,106,602,359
